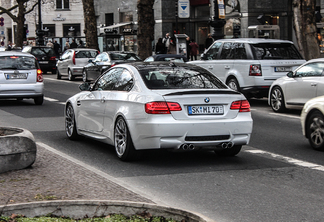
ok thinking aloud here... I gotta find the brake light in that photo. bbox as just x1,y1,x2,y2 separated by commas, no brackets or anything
49,56,56,61
230,100,250,112
10,56,18,59
72,52,76,65
145,102,182,114
249,64,262,76
37,69,43,82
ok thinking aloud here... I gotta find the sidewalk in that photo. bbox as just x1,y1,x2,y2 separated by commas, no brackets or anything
0,143,154,206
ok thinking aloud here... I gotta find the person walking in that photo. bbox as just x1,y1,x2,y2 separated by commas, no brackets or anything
64,42,70,52
155,38,165,54
53,40,61,57
186,36,191,61
189,39,199,61
167,36,176,54
46,40,54,48
69,39,78,49
162,33,171,54
205,33,214,51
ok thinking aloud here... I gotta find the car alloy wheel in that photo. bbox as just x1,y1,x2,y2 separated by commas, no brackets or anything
57,69,62,79
306,111,324,151
227,78,240,92
82,69,88,82
270,86,286,113
68,69,75,81
114,117,136,161
65,103,80,140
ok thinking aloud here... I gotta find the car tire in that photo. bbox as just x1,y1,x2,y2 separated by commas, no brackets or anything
34,96,43,105
82,69,88,82
270,86,286,113
306,111,324,151
114,117,137,161
227,78,240,92
57,69,62,79
68,69,75,81
215,145,242,156
65,103,81,140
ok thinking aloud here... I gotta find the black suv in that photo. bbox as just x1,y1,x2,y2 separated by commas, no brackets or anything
22,46,57,74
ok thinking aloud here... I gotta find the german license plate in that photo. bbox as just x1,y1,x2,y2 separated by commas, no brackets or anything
5,73,28,79
39,61,48,64
275,67,291,72
188,105,224,115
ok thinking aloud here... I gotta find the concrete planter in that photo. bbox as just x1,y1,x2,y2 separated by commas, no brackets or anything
0,127,36,174
0,200,215,222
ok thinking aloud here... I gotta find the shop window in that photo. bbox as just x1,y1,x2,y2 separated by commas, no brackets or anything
105,13,114,26
63,24,80,37
56,0,69,10
43,24,55,37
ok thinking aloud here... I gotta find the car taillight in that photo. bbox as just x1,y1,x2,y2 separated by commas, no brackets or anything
37,69,43,82
72,52,76,65
230,100,250,112
249,64,262,76
145,102,182,114
49,56,56,61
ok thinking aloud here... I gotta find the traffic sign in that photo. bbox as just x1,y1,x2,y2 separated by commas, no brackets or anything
0,17,4,27
178,0,190,18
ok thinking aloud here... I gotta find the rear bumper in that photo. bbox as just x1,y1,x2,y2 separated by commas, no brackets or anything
241,86,270,97
0,83,44,98
71,67,84,76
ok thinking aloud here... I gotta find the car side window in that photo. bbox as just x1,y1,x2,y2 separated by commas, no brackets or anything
102,54,109,62
205,42,222,60
220,42,235,59
295,62,324,77
234,43,247,59
145,57,154,62
94,68,133,91
61,51,70,60
94,54,104,62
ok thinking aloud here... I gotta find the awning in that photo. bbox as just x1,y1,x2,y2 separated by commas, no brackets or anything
99,22,133,34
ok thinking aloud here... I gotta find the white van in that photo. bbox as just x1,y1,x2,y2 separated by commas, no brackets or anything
188,38,306,98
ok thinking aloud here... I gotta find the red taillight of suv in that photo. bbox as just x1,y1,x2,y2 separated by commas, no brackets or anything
230,100,251,112
145,102,182,114
249,64,262,76
72,52,76,65
37,69,43,82
49,56,56,61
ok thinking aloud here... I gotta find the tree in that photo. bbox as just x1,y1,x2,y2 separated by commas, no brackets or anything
0,0,38,48
137,0,155,59
293,0,320,60
82,0,98,50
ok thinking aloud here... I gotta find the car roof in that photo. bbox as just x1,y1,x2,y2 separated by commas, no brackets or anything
0,51,35,57
105,51,137,54
122,61,206,71
70,48,98,51
216,38,294,44
151,54,186,59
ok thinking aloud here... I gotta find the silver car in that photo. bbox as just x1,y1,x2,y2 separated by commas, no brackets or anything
65,62,253,161
56,48,99,81
0,51,44,105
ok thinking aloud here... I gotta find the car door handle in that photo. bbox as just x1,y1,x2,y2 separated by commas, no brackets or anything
224,65,230,69
77,101,81,106
101,97,106,103
311,83,317,86
207,65,213,69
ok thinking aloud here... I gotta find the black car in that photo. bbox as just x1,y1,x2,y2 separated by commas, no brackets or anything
144,54,188,62
82,51,141,82
22,46,57,74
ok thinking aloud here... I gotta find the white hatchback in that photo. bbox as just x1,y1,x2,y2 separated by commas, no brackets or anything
0,51,44,105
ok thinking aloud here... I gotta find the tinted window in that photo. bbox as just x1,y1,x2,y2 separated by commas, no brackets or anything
110,53,141,61
205,42,222,60
75,50,99,58
31,47,55,56
0,56,38,70
139,66,227,89
251,43,303,60
94,68,133,91
295,62,324,77
220,42,235,59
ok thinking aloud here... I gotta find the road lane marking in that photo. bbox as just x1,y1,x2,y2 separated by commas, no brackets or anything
44,97,59,102
245,149,324,172
268,112,300,119
44,77,82,84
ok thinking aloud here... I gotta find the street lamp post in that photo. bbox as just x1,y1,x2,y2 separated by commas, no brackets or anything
209,0,226,40
36,0,45,45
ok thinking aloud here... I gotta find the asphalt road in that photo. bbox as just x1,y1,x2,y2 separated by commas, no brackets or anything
1,75,324,222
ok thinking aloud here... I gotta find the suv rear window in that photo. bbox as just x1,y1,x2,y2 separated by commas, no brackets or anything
251,43,303,60
31,47,56,57
75,50,99,58
110,53,141,61
0,56,38,70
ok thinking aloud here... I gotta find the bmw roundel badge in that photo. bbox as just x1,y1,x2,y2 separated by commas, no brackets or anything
204,97,210,103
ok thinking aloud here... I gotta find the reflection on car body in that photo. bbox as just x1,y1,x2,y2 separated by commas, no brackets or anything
65,62,253,161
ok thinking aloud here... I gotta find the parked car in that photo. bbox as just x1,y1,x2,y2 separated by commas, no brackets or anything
269,58,324,112
188,38,306,98
144,54,188,62
301,95,324,151
0,51,44,105
56,48,99,81
82,51,141,82
65,62,253,161
22,46,57,74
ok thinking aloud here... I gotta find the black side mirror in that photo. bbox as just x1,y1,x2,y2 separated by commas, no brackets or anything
79,82,91,91
200,53,207,60
287,71,293,78
88,59,93,63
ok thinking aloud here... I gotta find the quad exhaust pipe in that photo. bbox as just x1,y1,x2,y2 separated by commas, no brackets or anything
180,143,195,150
220,142,234,149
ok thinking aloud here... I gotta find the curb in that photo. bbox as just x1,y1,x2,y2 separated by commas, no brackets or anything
0,200,215,222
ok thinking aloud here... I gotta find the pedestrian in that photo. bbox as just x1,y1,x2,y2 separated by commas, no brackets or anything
78,40,85,48
205,34,214,51
189,39,199,61
64,42,70,52
155,38,165,54
69,39,78,49
162,33,171,54
186,36,191,61
46,40,54,48
167,36,176,54
6,41,12,51
53,40,61,57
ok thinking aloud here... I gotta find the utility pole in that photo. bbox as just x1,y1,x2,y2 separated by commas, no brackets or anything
209,0,226,40
36,0,45,45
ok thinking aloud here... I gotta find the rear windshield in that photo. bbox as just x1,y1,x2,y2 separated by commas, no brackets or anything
0,56,38,70
31,47,55,56
75,50,99,58
110,53,141,61
251,43,303,60
139,66,228,89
